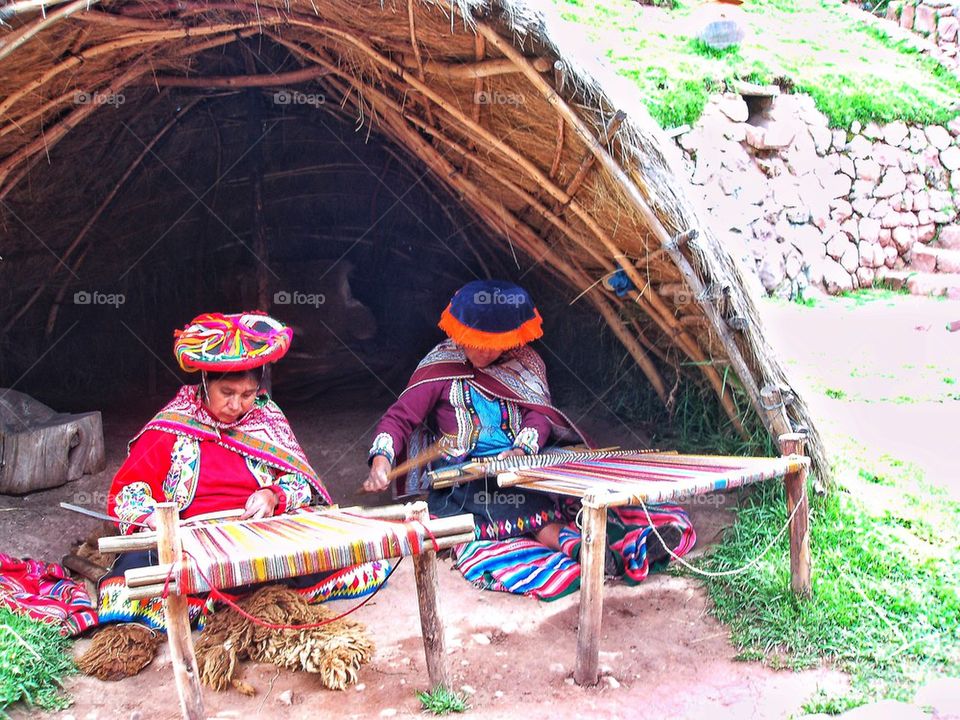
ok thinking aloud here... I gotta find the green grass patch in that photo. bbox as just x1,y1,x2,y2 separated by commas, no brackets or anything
547,0,960,127
417,686,471,715
698,445,960,710
0,608,75,715
825,388,847,399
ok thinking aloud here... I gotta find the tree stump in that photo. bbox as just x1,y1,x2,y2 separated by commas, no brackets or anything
0,389,105,494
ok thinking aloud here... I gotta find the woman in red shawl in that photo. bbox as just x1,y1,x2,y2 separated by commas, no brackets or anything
92,313,388,668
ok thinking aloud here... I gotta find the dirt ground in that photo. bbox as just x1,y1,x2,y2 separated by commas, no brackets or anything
10,292,955,720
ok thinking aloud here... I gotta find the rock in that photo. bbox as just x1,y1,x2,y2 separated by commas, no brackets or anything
460,685,476,695
379,709,398,718
277,690,295,706
772,176,803,207
822,172,853,199
862,121,883,140
949,116,960,138
853,196,878,216
822,258,854,293
839,153,856,178
856,266,875,287
738,171,769,204
847,134,873,158
926,125,953,150
790,224,827,259
851,120,862,134
940,225,960,249
884,244,899,267
940,16,960,43
841,218,860,242
860,217,882,243
718,94,749,122
856,158,883,182
873,143,903,167
889,192,905,212
765,122,797,149
883,121,910,148
932,209,958,224
900,2,915,29
564,677,575,686
549,662,565,673
724,123,747,142
893,226,917,253
786,206,811,224
910,243,937,272
830,199,854,222
785,253,803,279
604,676,621,690
809,125,832,155
906,172,926,192
471,633,491,645
914,4,937,34
826,232,852,260
840,241,860,272
870,200,892,219
930,189,954,211
940,146,960,171
899,152,918,173
909,126,929,153
874,167,908,198
759,252,787,291
918,224,937,243
912,190,930,211
860,241,884,268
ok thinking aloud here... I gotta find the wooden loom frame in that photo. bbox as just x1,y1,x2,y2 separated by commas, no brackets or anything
98,501,471,720
500,433,813,686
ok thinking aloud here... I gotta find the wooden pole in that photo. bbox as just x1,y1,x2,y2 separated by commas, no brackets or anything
778,433,811,597
408,501,451,690
573,494,608,686
155,503,205,720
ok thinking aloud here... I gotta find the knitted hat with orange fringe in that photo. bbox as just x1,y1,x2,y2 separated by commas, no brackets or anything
438,280,543,351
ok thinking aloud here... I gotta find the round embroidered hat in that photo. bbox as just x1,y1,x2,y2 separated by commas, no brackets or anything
174,311,293,372
438,280,543,351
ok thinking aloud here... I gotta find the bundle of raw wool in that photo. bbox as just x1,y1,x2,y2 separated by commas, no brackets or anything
195,584,374,693
76,624,161,680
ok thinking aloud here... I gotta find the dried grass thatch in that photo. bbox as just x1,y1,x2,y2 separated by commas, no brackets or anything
0,0,829,478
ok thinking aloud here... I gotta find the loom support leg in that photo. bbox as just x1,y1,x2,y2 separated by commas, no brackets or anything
574,496,607,686
779,433,812,598
156,503,206,720
409,501,451,690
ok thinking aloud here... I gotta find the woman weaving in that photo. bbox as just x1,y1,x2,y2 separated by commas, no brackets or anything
363,280,696,600
86,312,388,679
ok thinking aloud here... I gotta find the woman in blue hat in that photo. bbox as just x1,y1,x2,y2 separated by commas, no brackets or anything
363,281,695,600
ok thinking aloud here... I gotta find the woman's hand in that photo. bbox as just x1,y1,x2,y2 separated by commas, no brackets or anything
142,512,157,531
363,455,392,493
496,448,527,460
241,488,279,520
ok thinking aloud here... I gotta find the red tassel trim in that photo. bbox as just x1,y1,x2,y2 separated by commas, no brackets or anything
438,306,544,350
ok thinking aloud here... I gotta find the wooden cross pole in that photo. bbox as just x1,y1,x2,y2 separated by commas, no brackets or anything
155,503,205,720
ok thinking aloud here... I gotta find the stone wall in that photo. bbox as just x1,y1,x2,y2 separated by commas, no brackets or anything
675,91,960,297
886,0,960,69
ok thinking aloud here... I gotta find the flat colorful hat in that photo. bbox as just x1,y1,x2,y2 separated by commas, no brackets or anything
438,280,543,351
174,311,293,372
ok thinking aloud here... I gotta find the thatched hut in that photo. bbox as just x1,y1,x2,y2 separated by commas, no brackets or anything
0,0,828,478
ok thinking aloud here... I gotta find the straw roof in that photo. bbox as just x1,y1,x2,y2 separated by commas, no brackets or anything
0,0,829,478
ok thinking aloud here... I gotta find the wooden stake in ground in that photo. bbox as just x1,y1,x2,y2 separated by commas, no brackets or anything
574,493,608,686
155,503,205,720
778,433,812,597
408,500,451,690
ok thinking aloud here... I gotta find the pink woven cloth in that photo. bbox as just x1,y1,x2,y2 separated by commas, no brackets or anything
0,553,98,635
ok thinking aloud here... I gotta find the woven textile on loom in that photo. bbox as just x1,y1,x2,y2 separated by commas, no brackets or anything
178,509,425,594
502,452,806,505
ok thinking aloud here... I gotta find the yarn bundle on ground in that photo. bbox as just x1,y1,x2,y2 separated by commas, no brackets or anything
76,624,161,680
195,584,374,693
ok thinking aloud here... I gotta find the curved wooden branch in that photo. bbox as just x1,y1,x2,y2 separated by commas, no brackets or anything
0,0,101,62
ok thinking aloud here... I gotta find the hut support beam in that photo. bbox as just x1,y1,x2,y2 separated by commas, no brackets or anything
573,495,607,686
779,433,812,597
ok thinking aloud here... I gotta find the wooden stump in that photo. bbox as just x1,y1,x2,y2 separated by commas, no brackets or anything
574,495,608,686
408,501,451,690
155,504,205,720
0,389,105,494
779,433,812,597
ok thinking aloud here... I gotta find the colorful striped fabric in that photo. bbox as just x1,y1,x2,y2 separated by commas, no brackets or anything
502,452,805,506
453,504,695,600
0,553,98,635
178,508,425,594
